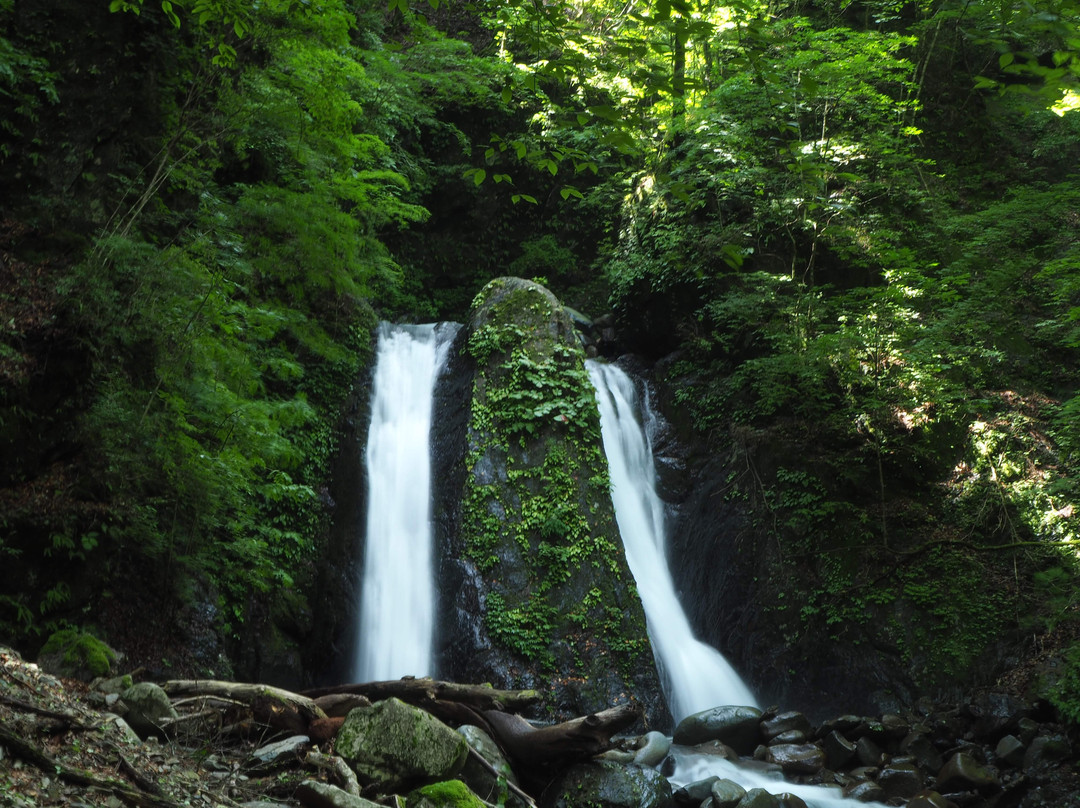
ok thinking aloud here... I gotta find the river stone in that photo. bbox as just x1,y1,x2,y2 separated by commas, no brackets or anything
934,752,998,793
294,780,384,808
776,795,809,808
768,730,807,745
764,743,825,775
634,731,672,767
710,779,747,808
120,682,178,738
994,734,1025,767
673,706,763,753
541,760,673,808
877,760,922,799
1022,734,1071,770
734,788,779,808
854,736,884,767
760,711,812,742
899,731,943,773
246,735,311,772
905,790,951,808
407,780,488,808
673,775,718,805
336,698,468,790
841,780,885,802
822,730,856,769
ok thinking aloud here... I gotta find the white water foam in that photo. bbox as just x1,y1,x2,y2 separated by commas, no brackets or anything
353,322,457,682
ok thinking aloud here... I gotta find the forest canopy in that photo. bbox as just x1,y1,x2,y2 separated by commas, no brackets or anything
2,0,1080,719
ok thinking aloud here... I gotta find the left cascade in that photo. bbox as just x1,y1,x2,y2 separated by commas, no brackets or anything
353,322,459,683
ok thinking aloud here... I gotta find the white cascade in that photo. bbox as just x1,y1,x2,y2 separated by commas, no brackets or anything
588,360,758,721
353,322,457,683
591,361,888,808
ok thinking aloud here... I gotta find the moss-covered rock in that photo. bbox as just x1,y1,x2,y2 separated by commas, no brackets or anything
407,779,488,808
37,628,117,681
336,698,468,791
439,277,664,721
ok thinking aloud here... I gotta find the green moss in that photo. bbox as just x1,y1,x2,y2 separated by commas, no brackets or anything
459,278,655,695
41,628,116,678
408,779,487,808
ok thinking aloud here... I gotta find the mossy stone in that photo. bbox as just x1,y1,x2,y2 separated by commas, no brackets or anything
336,698,468,791
38,628,117,680
407,780,488,808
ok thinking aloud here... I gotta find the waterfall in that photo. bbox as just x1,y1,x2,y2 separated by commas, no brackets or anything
588,361,758,721
353,322,458,683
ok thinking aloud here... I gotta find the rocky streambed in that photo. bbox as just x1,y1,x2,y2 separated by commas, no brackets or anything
1,644,1076,808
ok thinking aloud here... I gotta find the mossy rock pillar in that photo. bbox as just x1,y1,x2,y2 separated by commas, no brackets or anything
437,277,664,722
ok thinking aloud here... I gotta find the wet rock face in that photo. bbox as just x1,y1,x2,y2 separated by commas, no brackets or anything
435,278,665,722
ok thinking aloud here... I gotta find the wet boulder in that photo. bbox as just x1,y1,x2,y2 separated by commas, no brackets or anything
674,706,763,754
764,743,825,776
760,711,812,742
934,752,999,794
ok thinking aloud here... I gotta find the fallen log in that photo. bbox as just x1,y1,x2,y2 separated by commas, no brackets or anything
162,680,327,735
301,678,540,714
482,702,642,770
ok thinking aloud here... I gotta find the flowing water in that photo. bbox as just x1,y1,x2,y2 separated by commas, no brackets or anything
588,361,758,721
590,360,888,808
353,322,458,683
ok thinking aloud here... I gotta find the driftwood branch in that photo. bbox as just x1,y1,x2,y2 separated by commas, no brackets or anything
302,678,540,713
162,680,327,734
483,703,642,769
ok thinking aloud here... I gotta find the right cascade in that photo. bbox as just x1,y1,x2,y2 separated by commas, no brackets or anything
588,360,758,721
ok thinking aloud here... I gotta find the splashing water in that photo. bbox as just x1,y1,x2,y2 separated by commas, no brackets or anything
353,322,457,683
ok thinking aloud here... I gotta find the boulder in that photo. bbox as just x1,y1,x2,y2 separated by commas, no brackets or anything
760,711,812,742
407,780,488,808
37,629,117,681
854,736,884,767
775,795,809,808
540,760,673,808
633,731,672,768
733,789,779,808
905,790,951,808
1021,734,1071,770
994,735,1025,768
899,731,943,773
934,752,999,794
456,724,525,808
877,761,923,800
673,706,763,753
673,776,718,805
120,682,178,739
842,780,886,802
335,698,468,790
710,779,747,808
764,743,825,775
821,730,856,769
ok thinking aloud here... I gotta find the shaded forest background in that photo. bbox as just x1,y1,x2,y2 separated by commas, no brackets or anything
3,0,1080,719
